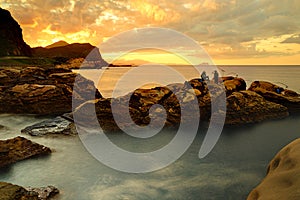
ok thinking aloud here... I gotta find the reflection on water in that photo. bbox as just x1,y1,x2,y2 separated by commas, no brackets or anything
0,114,300,200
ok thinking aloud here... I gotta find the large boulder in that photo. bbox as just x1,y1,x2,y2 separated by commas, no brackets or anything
0,8,31,57
226,91,289,125
249,81,300,114
0,137,51,168
247,138,300,200
0,67,102,115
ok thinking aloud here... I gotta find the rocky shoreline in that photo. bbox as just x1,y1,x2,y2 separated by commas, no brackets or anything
0,66,300,199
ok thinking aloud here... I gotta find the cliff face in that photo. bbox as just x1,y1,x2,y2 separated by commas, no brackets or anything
0,8,32,56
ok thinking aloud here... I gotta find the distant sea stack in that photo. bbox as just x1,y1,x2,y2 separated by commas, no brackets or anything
0,8,32,56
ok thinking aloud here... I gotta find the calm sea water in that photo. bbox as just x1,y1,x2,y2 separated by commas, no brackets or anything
0,66,300,200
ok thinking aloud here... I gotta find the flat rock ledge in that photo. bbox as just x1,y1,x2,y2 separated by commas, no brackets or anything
247,138,300,200
0,182,58,200
21,116,76,137
0,137,51,168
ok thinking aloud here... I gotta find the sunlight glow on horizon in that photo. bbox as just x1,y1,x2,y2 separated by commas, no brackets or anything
3,0,300,64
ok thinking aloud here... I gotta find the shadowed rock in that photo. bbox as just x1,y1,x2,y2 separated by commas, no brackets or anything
73,77,288,133
0,182,38,200
0,137,51,168
226,91,289,125
249,81,300,114
0,66,102,115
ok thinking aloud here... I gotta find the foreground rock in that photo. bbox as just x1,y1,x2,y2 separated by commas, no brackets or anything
26,186,59,200
249,81,300,114
226,91,289,125
247,139,300,200
0,66,102,115
73,77,290,133
0,137,51,168
0,182,38,200
0,182,58,200
21,117,76,136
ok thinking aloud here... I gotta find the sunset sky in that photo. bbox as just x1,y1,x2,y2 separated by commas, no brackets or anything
1,0,300,65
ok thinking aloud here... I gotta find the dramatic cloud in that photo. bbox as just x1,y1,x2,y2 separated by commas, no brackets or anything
1,0,300,64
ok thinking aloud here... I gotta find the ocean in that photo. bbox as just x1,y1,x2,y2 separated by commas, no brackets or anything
0,65,299,200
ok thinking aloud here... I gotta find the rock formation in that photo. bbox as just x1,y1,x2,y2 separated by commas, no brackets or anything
21,117,76,136
0,66,102,115
0,137,51,168
247,139,300,200
226,91,288,125
0,8,31,57
73,77,291,133
0,182,58,200
0,182,39,200
248,81,300,114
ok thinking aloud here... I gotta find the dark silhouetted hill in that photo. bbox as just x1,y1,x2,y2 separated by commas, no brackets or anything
45,40,69,49
0,8,31,57
32,43,108,66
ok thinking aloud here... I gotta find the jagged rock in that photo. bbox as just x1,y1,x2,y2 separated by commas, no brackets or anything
73,79,226,133
0,8,31,56
21,117,76,136
0,182,39,200
0,66,102,115
249,81,300,114
226,91,289,125
247,139,300,200
26,186,59,200
0,137,51,168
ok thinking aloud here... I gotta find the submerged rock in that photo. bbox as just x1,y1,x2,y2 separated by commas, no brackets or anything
249,81,300,114
0,66,102,115
0,137,51,168
247,138,300,200
226,91,289,125
0,182,39,200
26,186,59,200
21,117,76,136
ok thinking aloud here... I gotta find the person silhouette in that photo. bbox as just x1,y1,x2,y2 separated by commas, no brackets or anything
213,70,219,84
201,71,208,82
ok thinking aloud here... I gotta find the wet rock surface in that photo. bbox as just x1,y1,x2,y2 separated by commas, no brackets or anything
249,81,300,114
0,137,51,168
0,66,102,115
247,138,300,200
21,117,76,136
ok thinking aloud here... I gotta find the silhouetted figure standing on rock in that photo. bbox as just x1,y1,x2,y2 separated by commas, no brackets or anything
213,70,219,84
201,71,209,82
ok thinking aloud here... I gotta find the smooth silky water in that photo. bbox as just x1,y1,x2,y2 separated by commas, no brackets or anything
0,66,299,200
